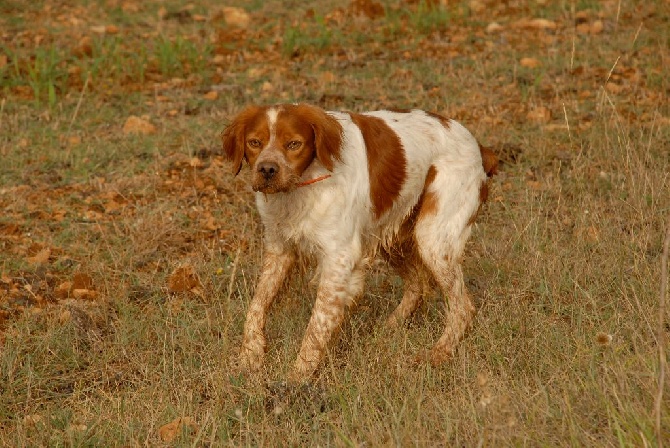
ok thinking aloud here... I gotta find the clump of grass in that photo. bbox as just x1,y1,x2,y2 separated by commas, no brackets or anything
282,16,336,57
407,0,452,34
1,44,68,108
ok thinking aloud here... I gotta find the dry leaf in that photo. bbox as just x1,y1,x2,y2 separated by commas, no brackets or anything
222,7,250,28
349,0,385,20
520,57,541,68
72,289,99,300
514,18,557,30
590,20,604,34
247,67,266,78
58,309,72,323
121,2,139,13
203,91,218,100
469,0,485,13
123,116,157,135
605,82,624,94
543,123,568,132
168,265,202,293
526,180,542,190
486,22,504,33
27,247,51,264
528,18,557,30
72,272,94,290
23,414,43,427
596,332,612,346
526,106,551,123
319,71,336,83
73,36,93,58
55,281,73,299
576,23,591,34
158,417,198,442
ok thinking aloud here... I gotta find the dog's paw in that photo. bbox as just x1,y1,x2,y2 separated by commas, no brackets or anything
429,344,454,366
239,346,265,372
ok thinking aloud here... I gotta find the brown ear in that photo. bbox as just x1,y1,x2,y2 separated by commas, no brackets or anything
295,104,343,171
221,106,263,175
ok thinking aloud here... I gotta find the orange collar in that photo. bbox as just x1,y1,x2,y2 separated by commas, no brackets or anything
296,174,332,188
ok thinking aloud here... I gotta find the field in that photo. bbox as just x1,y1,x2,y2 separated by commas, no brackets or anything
1,0,669,445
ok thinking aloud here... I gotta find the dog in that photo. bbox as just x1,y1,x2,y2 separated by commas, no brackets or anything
222,103,497,381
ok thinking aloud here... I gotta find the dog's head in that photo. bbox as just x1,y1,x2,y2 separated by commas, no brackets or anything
222,104,343,194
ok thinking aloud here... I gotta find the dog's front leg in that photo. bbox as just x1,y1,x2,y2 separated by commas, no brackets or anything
240,249,295,371
290,253,365,381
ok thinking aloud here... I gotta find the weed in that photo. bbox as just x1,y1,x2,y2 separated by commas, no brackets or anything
407,0,452,34
282,16,335,56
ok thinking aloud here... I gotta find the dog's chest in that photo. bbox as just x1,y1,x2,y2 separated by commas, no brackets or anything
256,187,355,253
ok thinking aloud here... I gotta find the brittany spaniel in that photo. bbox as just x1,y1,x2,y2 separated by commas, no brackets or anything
223,104,497,381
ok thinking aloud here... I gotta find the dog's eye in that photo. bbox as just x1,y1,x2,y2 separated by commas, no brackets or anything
247,139,262,148
286,140,302,150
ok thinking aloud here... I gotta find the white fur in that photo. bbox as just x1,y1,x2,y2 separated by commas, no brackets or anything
240,107,488,380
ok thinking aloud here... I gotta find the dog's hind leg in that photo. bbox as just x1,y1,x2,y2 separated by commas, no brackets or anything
386,256,429,328
413,162,485,365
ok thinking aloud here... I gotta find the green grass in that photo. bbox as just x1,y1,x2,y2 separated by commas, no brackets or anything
1,0,669,446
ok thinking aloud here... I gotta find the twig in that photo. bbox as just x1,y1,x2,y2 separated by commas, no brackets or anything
655,222,670,448
64,74,90,163
605,56,620,86
562,102,572,146
68,74,90,134
0,98,5,133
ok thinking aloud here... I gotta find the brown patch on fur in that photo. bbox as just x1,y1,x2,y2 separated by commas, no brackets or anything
387,108,413,114
424,164,438,186
479,144,498,177
250,105,343,193
479,180,489,204
290,104,343,171
465,145,497,225
270,107,322,176
221,104,343,178
221,105,267,175
424,111,451,129
382,165,438,266
349,113,407,219
417,165,439,220
467,180,489,226
418,192,439,219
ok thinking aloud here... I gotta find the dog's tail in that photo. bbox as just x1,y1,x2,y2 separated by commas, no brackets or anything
479,144,498,178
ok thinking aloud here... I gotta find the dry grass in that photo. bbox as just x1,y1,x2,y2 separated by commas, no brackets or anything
1,0,668,446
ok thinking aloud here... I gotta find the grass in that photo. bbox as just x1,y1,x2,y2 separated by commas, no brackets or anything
1,0,669,446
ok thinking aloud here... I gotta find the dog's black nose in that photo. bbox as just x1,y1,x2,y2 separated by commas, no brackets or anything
258,161,279,181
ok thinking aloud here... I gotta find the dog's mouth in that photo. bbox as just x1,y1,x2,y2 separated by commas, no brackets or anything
251,177,299,194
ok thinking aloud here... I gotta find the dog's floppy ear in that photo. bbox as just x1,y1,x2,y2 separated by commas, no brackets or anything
222,106,263,175
295,104,343,172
